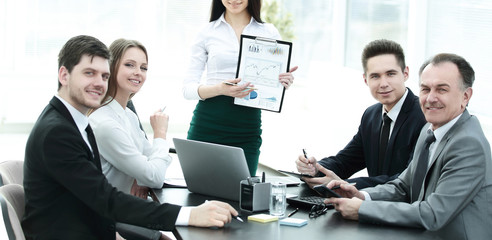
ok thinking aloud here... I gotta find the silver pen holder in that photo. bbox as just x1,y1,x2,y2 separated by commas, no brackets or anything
239,180,271,212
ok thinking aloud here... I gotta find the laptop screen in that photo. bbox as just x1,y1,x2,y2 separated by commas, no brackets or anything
173,138,251,201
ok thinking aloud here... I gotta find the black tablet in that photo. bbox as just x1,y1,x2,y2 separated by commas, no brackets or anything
278,170,314,179
313,185,341,198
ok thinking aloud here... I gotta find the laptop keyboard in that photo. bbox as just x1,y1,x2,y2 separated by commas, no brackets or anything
299,196,325,204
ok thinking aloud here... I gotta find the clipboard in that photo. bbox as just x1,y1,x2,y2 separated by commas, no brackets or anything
234,34,293,112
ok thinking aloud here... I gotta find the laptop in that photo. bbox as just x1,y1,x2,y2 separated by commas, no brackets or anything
173,138,300,201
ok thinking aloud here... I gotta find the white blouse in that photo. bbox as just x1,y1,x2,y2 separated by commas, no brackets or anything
89,100,171,193
183,13,281,100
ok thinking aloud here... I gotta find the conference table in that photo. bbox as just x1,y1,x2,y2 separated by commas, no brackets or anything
151,183,443,240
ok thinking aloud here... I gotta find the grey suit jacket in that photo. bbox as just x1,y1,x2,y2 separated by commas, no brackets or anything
359,110,492,239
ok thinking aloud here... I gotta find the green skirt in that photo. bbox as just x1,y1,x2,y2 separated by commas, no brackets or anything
187,95,262,176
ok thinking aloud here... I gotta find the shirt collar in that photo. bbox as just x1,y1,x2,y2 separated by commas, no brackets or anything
427,113,463,143
382,88,408,122
55,94,89,133
107,99,127,119
213,13,225,28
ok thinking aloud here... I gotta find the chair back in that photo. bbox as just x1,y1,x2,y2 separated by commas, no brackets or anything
0,161,24,186
0,184,26,240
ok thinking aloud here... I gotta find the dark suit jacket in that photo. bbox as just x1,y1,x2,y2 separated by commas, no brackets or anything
360,110,492,239
318,89,426,189
22,97,181,240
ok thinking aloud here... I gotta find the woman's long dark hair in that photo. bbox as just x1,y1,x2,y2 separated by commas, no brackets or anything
209,0,263,23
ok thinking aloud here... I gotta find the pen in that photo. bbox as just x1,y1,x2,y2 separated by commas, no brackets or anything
233,215,244,222
331,182,356,190
222,81,237,86
222,81,258,90
262,172,265,183
161,106,166,112
288,208,299,217
302,149,309,160
303,149,316,171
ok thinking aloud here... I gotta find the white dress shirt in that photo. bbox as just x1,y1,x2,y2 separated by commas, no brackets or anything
183,13,281,100
89,100,172,193
381,89,408,138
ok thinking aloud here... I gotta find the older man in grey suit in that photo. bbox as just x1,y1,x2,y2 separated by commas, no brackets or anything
326,53,492,239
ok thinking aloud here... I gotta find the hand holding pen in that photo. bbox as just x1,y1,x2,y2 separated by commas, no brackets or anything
297,149,318,176
150,106,169,139
220,79,256,98
222,81,258,91
204,200,243,223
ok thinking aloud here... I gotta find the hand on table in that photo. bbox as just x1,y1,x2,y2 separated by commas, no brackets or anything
189,200,239,227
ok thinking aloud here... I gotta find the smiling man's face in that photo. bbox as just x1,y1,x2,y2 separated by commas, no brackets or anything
58,54,110,114
419,61,471,130
364,54,408,112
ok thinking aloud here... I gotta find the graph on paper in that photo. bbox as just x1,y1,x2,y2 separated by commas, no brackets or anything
243,58,281,88
234,34,292,112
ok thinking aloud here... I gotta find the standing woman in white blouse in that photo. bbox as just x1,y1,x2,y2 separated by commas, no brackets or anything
90,39,171,199
183,0,298,176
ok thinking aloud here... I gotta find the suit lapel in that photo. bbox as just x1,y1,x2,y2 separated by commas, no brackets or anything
427,110,470,169
381,88,414,173
420,110,471,199
50,97,78,128
369,110,383,176
49,97,102,170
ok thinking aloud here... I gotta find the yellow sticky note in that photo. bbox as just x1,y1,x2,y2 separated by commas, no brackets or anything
247,214,279,223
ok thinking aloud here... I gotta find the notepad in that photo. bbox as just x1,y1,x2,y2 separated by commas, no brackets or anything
279,218,308,227
247,214,279,223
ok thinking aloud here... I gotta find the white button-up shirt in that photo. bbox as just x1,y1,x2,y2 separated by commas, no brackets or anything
183,13,281,100
89,100,172,193
381,89,409,138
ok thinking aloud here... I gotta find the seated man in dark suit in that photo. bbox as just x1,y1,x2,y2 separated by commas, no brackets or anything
327,53,491,239
22,35,238,240
297,39,426,189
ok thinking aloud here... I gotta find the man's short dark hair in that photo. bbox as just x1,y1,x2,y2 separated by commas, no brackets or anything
419,53,475,90
361,39,406,74
57,35,110,90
